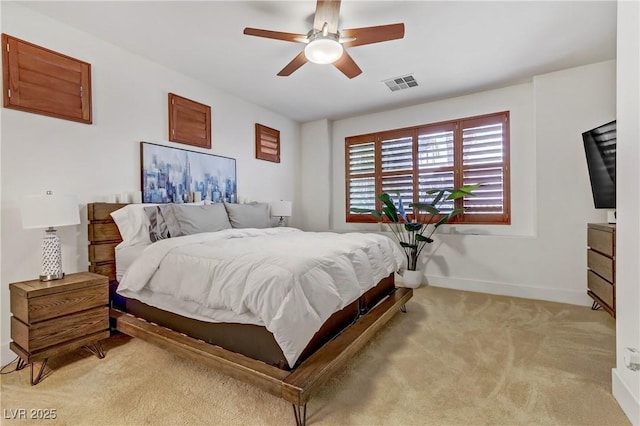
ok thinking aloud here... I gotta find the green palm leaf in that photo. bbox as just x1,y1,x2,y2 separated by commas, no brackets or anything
409,202,440,215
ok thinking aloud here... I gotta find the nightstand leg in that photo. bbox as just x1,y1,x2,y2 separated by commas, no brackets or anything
16,358,27,371
82,342,105,359
30,359,48,386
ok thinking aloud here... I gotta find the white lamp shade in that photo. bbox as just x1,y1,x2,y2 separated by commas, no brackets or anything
21,193,81,229
271,201,292,218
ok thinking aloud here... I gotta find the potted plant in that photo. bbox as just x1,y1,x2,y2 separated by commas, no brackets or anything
352,184,479,288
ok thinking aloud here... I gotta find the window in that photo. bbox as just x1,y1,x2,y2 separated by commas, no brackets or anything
346,111,510,224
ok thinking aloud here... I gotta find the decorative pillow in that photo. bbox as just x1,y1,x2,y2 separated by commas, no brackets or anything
144,205,171,242
110,203,160,248
164,203,231,237
224,202,270,229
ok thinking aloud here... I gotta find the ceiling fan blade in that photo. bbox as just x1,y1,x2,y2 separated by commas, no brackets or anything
243,28,307,43
277,51,308,76
340,23,405,47
313,0,341,33
333,50,362,79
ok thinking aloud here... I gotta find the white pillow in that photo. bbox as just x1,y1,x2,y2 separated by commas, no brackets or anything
111,202,208,247
111,204,159,248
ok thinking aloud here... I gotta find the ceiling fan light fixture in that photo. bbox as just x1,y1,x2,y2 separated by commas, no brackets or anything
243,1,405,78
304,37,343,64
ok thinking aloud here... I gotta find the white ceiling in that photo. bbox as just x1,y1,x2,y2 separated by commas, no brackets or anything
20,1,617,123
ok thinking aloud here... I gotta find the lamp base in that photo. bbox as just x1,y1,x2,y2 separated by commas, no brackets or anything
40,272,65,282
277,216,286,227
41,227,64,281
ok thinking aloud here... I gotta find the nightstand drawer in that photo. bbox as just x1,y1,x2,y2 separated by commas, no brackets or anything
11,306,109,352
587,249,614,282
588,270,613,308
11,284,108,324
588,227,615,257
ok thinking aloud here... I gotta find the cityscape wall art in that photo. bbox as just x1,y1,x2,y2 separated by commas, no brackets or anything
140,142,237,204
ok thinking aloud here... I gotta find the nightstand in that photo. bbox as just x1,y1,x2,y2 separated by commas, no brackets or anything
9,271,110,385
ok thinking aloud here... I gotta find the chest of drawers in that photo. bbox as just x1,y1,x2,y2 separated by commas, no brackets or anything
587,223,615,317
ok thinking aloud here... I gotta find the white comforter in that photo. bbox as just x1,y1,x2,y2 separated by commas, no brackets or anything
117,228,405,367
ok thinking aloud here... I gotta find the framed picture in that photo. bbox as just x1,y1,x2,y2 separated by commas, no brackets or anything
140,142,236,204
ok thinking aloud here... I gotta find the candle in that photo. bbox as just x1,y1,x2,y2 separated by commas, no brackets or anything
118,192,130,203
130,191,142,204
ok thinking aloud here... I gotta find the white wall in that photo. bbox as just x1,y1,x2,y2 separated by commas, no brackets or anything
314,60,615,306
612,0,640,423
299,119,332,231
0,3,300,364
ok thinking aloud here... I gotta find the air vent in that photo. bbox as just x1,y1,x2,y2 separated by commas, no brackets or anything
383,74,418,92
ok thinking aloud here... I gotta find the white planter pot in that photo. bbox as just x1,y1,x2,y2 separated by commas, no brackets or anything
401,270,423,288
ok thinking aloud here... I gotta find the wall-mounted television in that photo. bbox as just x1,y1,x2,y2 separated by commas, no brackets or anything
582,120,616,209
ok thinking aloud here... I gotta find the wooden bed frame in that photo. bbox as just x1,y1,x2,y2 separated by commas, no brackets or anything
88,203,412,425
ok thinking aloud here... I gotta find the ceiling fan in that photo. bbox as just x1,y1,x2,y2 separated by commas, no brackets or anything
243,0,405,79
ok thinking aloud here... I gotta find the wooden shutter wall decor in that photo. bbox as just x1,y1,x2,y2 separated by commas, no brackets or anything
2,33,92,124
168,93,211,149
255,123,280,163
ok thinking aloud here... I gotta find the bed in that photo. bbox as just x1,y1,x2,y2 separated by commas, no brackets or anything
88,202,412,425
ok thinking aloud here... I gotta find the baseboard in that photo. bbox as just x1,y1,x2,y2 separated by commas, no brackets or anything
613,368,640,425
425,274,592,306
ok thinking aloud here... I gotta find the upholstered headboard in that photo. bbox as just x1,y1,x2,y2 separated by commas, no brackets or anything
88,203,126,281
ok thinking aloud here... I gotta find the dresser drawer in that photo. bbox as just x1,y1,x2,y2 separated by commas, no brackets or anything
11,306,109,352
588,249,614,282
588,270,613,308
588,227,615,257
11,284,108,324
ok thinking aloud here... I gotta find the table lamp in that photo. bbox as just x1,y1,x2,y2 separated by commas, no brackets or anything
21,191,80,281
271,201,292,227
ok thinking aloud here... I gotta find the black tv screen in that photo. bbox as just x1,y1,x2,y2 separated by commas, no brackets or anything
582,120,616,209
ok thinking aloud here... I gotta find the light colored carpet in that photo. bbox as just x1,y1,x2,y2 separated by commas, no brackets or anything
1,286,629,425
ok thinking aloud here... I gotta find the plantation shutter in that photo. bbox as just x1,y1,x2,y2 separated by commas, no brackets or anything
255,123,280,163
345,111,510,224
346,136,376,220
417,124,456,213
2,33,92,124
169,93,211,149
461,112,510,222
380,131,414,212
